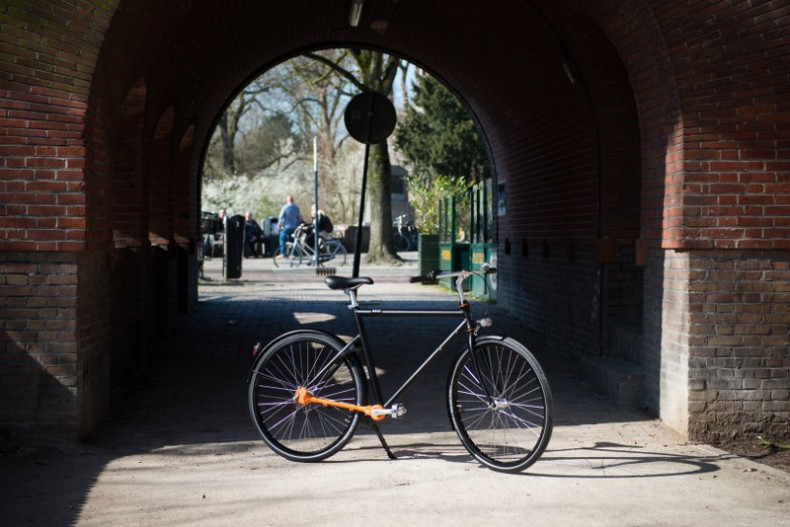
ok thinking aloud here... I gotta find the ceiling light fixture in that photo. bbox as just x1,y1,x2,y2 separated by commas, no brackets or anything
349,0,364,27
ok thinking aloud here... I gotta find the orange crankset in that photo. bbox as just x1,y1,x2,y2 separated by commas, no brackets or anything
294,387,406,421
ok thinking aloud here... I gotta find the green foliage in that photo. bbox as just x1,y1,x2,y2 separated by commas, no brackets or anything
395,73,489,182
405,173,472,235
394,73,489,233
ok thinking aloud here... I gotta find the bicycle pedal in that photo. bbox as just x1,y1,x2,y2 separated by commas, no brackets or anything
390,403,407,419
369,403,407,419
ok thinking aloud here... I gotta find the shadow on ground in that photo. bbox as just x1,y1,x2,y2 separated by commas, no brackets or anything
2,270,786,525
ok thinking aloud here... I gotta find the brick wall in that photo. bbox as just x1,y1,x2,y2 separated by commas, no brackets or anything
0,250,112,437
659,1,790,251
641,248,790,441
0,253,80,434
643,249,692,436
687,250,790,441
0,1,114,252
498,242,600,359
487,6,644,381
1,0,788,442
75,250,111,436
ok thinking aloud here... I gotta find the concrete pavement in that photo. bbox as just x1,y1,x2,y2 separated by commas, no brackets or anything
1,254,788,526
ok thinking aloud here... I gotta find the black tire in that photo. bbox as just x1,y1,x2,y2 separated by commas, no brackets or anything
326,241,347,266
448,336,553,472
272,242,290,268
394,233,410,252
292,244,305,267
248,331,365,462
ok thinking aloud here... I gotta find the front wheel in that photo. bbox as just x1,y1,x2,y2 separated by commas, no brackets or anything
448,336,553,472
248,331,365,462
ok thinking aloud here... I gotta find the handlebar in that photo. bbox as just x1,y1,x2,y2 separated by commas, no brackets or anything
409,264,497,284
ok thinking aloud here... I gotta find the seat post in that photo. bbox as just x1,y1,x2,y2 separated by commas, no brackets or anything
345,288,360,309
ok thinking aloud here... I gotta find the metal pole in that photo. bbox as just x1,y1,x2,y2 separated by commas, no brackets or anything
313,137,319,266
352,143,370,277
352,94,375,278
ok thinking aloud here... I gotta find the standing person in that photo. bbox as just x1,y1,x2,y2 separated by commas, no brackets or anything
277,196,301,257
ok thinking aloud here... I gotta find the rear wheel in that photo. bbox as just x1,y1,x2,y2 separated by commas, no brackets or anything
291,243,305,267
448,336,553,472
325,241,347,266
394,233,410,252
248,331,365,462
271,243,289,268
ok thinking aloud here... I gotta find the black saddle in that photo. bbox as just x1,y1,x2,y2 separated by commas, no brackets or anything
324,276,374,290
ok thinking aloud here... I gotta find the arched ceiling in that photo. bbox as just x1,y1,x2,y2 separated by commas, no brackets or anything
93,0,633,174
89,0,652,247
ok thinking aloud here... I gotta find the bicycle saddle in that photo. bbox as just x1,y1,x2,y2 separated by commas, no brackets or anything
324,276,374,290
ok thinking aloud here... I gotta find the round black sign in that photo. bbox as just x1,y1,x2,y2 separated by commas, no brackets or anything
344,92,396,144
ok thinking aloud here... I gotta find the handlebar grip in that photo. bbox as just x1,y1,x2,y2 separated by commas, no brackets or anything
408,270,439,283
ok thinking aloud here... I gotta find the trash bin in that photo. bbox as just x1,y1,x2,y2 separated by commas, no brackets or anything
418,234,440,276
224,214,244,280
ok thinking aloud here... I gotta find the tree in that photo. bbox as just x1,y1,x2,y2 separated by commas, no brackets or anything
306,49,403,264
201,53,355,223
394,73,490,233
202,78,299,180
200,49,413,254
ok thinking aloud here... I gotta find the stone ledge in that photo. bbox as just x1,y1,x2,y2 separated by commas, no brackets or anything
580,356,645,411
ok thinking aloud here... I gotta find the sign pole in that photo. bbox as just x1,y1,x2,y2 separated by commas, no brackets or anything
343,92,397,278
313,137,320,266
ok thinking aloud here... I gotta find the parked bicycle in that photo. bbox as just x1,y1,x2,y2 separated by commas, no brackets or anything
393,214,419,251
247,265,553,472
273,227,347,268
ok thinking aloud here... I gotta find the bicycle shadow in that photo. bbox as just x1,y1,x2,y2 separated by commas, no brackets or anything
335,438,725,479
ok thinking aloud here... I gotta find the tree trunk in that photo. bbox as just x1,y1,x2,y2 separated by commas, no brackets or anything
365,141,400,264
303,49,403,264
218,113,235,174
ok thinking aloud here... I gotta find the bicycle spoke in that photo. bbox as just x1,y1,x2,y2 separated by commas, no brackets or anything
449,339,553,472
248,332,364,462
251,267,550,473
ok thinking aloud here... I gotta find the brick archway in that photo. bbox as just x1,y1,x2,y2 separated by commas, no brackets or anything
1,1,787,442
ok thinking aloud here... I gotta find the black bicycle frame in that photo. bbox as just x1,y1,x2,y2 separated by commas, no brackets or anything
353,306,473,407
309,278,495,411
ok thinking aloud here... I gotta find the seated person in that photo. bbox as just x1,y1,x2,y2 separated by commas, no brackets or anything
298,204,333,249
244,211,263,257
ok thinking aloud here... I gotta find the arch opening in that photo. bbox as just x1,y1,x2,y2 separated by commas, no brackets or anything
82,0,652,439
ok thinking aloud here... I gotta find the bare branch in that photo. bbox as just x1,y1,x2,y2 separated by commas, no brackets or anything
304,51,367,92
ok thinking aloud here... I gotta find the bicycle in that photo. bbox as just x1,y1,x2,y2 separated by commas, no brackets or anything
393,214,419,251
247,265,553,472
273,229,347,268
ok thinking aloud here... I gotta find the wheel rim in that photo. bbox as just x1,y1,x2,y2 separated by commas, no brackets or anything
452,344,551,470
332,243,347,266
250,338,361,458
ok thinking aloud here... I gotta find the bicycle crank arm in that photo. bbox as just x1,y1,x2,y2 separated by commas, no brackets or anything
294,387,405,421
